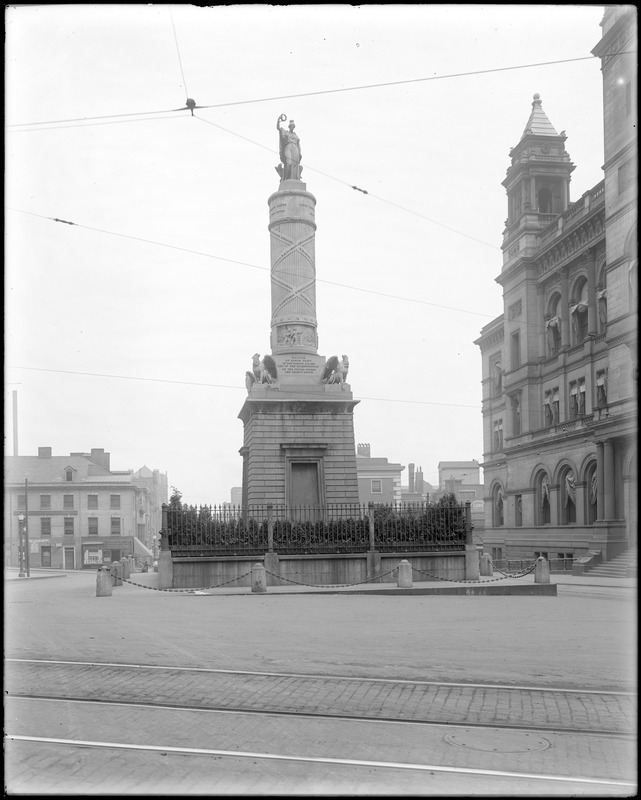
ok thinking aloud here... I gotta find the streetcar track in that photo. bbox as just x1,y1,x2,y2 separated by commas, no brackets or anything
6,693,636,739
6,658,635,696
7,734,636,789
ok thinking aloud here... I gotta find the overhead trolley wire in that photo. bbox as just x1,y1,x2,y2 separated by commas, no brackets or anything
5,207,495,319
8,51,632,130
4,364,482,409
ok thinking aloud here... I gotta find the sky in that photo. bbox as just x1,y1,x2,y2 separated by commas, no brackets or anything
5,4,608,505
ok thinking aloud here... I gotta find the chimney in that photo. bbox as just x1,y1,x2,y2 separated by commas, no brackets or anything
357,443,371,457
38,447,52,458
90,448,111,471
416,467,424,493
408,463,415,493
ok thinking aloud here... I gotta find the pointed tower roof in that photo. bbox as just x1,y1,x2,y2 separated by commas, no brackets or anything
521,93,559,138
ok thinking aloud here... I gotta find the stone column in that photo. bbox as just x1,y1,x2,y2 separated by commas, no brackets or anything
537,287,546,358
586,252,598,336
596,441,605,521
603,439,615,519
268,182,318,355
560,268,570,349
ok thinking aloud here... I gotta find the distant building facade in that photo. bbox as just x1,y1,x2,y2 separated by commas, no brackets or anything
475,7,637,563
356,443,404,505
4,447,168,569
433,460,485,535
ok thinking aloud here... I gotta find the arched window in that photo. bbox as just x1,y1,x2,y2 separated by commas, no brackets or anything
570,279,589,345
493,485,505,527
585,462,598,525
536,472,551,525
545,295,562,356
560,467,576,524
538,186,552,213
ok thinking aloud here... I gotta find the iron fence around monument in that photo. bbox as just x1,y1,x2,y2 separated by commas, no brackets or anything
162,501,468,558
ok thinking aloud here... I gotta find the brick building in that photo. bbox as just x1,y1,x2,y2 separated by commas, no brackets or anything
4,447,167,570
356,443,405,504
475,7,637,564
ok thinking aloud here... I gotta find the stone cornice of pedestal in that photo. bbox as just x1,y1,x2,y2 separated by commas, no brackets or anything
238,394,360,423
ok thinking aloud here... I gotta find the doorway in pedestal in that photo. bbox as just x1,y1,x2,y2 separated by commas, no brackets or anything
290,462,321,521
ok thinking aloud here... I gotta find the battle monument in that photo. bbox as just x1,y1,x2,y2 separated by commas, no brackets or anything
238,117,360,510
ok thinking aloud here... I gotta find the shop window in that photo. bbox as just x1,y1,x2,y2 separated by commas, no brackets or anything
64,517,75,535
41,547,52,567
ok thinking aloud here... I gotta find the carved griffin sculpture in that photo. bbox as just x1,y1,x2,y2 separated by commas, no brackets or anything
245,353,278,392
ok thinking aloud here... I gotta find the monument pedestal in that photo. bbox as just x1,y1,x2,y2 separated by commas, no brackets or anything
239,381,360,508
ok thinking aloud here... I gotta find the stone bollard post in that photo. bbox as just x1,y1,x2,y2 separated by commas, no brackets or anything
397,559,413,589
251,563,267,593
121,557,131,580
96,566,112,597
534,556,550,584
111,561,123,586
480,553,493,577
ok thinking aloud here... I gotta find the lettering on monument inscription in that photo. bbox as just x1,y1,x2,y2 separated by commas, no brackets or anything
281,354,319,375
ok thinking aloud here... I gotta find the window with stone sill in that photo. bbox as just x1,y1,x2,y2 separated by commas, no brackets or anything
64,517,74,535
40,494,51,510
371,479,382,494
41,518,51,536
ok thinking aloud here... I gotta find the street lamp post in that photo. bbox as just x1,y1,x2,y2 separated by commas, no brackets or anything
18,514,26,577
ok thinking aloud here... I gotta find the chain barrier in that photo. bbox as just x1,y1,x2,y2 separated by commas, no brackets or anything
121,570,253,593
410,559,538,585
489,559,539,578
263,567,398,589
120,558,539,593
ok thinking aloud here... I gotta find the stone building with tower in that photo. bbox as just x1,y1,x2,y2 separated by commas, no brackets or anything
238,117,359,512
475,7,637,565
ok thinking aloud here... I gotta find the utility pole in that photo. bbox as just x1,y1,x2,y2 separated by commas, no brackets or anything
24,478,30,577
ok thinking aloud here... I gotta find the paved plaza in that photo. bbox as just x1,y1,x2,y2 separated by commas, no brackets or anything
5,567,637,690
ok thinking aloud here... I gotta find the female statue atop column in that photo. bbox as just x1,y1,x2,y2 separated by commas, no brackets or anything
276,114,302,180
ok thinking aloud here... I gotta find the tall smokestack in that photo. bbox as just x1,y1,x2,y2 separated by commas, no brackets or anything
13,390,18,456
408,463,415,493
